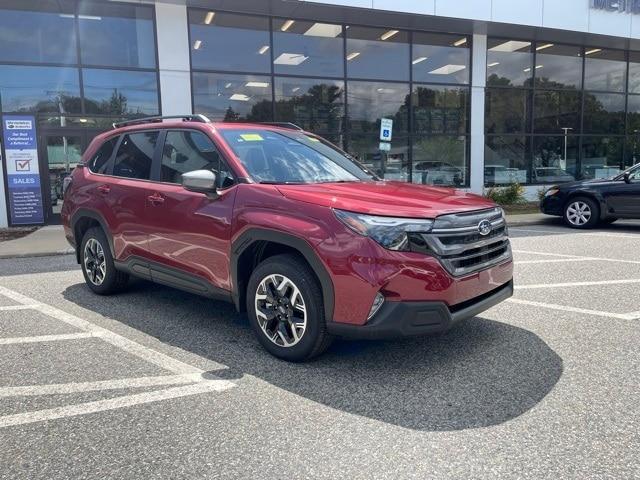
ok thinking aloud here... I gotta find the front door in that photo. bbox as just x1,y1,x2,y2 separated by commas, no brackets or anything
604,167,640,217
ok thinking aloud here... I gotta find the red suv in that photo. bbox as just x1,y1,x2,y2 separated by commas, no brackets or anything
62,115,513,361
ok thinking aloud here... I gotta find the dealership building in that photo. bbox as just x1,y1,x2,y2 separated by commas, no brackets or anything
1,0,640,227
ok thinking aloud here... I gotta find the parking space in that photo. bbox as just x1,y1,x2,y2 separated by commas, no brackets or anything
0,222,638,479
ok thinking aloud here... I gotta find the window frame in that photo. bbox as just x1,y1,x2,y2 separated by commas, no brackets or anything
107,129,162,182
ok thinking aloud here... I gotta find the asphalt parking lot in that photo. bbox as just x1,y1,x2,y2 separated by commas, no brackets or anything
0,221,639,479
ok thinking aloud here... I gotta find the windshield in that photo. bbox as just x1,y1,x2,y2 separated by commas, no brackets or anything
220,129,376,184
615,163,640,180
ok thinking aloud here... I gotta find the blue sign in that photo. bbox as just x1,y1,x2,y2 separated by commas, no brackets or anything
2,115,44,225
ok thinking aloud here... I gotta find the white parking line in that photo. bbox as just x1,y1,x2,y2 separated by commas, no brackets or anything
516,278,640,290
513,249,640,265
515,258,594,265
0,332,96,345
507,298,637,320
511,227,640,239
0,305,40,311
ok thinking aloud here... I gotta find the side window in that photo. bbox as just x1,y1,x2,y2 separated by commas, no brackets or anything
88,137,117,174
161,130,234,188
112,131,159,180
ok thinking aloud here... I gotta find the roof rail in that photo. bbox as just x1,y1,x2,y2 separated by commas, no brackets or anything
112,114,210,129
255,122,303,131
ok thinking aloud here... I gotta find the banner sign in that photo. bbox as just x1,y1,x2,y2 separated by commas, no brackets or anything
2,115,44,225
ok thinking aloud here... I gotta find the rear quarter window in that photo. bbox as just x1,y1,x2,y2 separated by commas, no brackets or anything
88,137,118,174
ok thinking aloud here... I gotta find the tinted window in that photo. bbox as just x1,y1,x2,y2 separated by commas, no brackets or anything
485,136,529,186
161,131,233,188
485,88,530,134
78,3,156,68
584,49,627,93
412,33,470,85
83,69,159,116
347,81,410,134
412,135,468,187
628,52,640,94
89,137,118,174
112,132,158,179
532,136,578,181
487,39,533,87
412,85,469,135
534,43,582,90
533,90,581,134
346,26,410,81
581,136,624,178
583,92,626,134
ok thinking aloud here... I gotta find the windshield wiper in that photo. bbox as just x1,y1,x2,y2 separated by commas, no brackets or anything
258,180,307,185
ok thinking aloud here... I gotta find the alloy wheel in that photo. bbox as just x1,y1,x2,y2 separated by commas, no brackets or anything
254,274,307,348
566,201,592,226
83,238,107,286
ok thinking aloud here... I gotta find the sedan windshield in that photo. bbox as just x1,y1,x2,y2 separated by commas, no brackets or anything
220,129,375,184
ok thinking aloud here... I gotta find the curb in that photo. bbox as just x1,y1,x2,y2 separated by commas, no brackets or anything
0,249,75,260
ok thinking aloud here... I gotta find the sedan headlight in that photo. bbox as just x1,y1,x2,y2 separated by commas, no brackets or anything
545,187,560,197
334,209,434,251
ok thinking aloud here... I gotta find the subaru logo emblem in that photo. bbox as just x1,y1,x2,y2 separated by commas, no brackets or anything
478,220,492,236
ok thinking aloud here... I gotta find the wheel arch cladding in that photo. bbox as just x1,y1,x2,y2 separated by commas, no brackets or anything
231,229,335,321
71,209,115,263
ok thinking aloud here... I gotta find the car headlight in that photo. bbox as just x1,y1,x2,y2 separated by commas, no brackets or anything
333,209,434,251
545,187,560,197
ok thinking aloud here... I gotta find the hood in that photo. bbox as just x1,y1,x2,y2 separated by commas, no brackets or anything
559,178,618,190
276,181,496,218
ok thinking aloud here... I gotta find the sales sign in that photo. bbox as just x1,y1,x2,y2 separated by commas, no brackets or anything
2,115,44,225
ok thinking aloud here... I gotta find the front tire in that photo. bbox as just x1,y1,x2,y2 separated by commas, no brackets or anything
564,197,600,229
80,227,129,295
246,254,332,361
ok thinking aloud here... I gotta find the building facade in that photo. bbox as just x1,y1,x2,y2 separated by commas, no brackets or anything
2,0,640,226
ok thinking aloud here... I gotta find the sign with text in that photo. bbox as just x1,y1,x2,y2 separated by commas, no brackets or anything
590,0,640,14
379,118,393,142
2,115,44,225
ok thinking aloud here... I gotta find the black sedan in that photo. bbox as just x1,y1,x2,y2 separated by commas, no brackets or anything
541,163,640,228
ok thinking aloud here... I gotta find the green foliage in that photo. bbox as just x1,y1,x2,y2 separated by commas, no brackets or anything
484,183,526,205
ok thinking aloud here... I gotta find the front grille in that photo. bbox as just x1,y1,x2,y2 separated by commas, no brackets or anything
409,207,512,277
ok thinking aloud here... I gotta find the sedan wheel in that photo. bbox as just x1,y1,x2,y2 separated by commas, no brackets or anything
566,201,592,227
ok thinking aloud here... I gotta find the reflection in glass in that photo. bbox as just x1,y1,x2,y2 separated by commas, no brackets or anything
580,136,624,179
583,92,626,134
629,52,640,94
534,43,582,90
485,136,529,185
46,135,82,213
625,135,640,168
273,20,344,78
412,33,470,85
0,1,76,64
584,48,627,93
192,72,273,122
274,78,344,144
349,135,408,181
83,69,159,116
627,94,640,134
412,136,468,186
412,85,468,135
485,88,530,134
0,65,81,113
532,136,578,182
346,26,410,81
78,3,156,68
486,39,533,87
533,90,581,134
189,11,270,73
347,81,409,134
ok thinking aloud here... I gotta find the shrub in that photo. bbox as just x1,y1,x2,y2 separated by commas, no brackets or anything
484,183,526,205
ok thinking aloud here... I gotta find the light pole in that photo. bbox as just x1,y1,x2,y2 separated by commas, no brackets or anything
561,127,573,171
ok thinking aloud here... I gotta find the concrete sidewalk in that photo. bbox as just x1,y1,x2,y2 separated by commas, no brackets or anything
0,213,552,259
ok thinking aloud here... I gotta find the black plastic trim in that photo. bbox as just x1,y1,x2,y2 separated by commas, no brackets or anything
69,209,115,262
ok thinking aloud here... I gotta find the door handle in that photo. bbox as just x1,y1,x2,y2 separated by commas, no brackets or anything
97,184,110,195
147,193,165,205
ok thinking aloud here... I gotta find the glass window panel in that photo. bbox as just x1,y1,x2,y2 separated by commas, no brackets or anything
584,48,627,93
580,136,624,179
412,33,470,85
412,135,468,187
625,135,640,168
0,0,77,64
273,20,344,78
89,137,118,174
274,78,344,143
487,38,533,87
533,90,581,134
532,136,578,183
112,131,159,180
348,135,409,181
583,92,626,134
0,65,81,113
628,52,640,94
346,26,409,81
189,11,270,73
485,88,530,134
83,69,159,116
485,136,530,186
192,72,273,122
627,94,640,134
347,81,409,135
78,3,156,68
412,85,469,135
534,43,582,90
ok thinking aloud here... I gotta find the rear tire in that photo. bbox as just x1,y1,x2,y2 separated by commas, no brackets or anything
80,227,129,295
246,254,332,362
563,197,600,229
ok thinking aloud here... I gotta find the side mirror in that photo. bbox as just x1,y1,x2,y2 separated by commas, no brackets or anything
182,170,218,199
623,172,632,184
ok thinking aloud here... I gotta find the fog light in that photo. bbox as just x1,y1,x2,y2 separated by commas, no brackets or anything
367,292,385,320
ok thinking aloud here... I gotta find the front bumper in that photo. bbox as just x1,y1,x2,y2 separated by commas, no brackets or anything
540,194,565,216
326,280,514,340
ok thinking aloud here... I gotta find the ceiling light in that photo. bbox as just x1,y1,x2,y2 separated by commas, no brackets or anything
376,88,396,93
224,83,233,88
453,38,467,47
304,23,342,37
245,81,270,88
524,67,532,72
79,118,88,123
258,45,270,55
230,94,251,101
204,11,215,24
489,40,531,52
429,64,466,75
281,19,295,32
488,62,500,67
536,43,554,51
292,87,301,92
346,52,361,61
535,64,543,69
412,56,428,65
273,53,309,65
193,40,202,50
585,48,602,55
380,29,399,41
